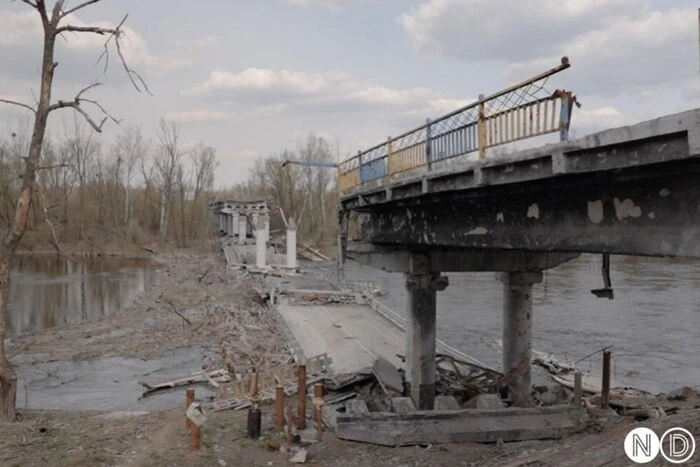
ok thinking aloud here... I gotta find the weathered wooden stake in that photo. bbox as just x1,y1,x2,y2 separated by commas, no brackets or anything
185,389,201,450
275,385,285,430
573,371,582,406
313,383,324,441
297,362,307,430
601,350,611,409
186,389,195,429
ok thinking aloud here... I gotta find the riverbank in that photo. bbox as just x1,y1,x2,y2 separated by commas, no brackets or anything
1,241,699,466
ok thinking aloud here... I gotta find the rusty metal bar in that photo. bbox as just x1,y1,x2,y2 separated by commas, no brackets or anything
275,385,285,429
297,362,307,430
601,350,611,409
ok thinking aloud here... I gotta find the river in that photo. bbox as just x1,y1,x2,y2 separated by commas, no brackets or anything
340,254,700,395
6,255,157,338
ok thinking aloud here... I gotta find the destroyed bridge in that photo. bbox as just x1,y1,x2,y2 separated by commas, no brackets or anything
337,58,700,410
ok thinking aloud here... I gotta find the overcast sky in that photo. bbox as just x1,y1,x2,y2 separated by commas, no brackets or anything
1,0,699,188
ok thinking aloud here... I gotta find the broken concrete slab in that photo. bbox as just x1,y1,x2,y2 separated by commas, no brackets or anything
373,356,404,395
390,397,416,414
465,394,505,409
336,405,588,447
434,396,460,410
345,399,370,416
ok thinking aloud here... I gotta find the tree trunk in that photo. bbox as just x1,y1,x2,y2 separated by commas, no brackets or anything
0,18,57,421
0,254,17,421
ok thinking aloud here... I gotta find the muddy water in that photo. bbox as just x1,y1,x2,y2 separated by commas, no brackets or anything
7,255,156,337
341,254,700,394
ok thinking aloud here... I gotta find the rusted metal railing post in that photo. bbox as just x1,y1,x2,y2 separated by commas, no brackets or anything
275,384,285,430
601,350,611,409
247,372,261,439
425,118,432,170
573,371,582,406
477,95,486,159
297,361,307,430
313,383,324,441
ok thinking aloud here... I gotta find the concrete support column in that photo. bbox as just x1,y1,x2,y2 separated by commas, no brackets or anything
232,212,239,237
500,271,543,407
238,216,247,244
263,214,270,244
286,219,297,269
252,213,259,239
219,213,225,233
227,214,234,237
255,216,267,269
404,254,448,410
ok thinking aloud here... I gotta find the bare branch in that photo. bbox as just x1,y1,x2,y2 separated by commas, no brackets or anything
57,14,152,95
59,0,104,18
48,82,120,131
15,0,38,9
0,98,36,114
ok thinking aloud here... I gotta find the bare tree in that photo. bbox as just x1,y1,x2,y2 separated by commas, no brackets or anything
0,0,146,421
153,119,183,238
112,125,148,226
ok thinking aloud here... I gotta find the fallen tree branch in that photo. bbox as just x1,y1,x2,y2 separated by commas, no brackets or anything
163,299,192,326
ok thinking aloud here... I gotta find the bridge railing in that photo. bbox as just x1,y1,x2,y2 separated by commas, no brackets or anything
338,57,578,195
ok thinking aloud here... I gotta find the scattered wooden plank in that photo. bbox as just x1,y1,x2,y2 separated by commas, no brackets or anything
336,405,588,447
139,369,229,393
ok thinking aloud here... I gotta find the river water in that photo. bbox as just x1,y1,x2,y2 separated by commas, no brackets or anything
7,255,156,338
340,254,700,395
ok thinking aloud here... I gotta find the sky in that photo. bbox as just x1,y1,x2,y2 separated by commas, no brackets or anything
1,0,699,188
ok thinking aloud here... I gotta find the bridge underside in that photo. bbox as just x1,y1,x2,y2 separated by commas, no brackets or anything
337,109,700,411
348,159,700,262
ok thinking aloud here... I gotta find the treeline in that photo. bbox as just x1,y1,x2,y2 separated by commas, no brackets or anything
223,134,341,245
0,116,218,250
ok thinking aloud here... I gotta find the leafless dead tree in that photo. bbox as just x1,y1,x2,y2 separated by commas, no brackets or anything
0,0,147,421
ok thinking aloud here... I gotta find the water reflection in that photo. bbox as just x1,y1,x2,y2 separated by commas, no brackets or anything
7,255,155,337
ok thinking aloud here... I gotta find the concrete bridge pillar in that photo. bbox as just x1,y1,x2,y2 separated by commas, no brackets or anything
263,214,270,244
219,213,226,234
252,213,259,239
232,212,239,237
405,254,449,410
238,216,247,244
255,216,267,269
286,219,297,269
500,271,543,407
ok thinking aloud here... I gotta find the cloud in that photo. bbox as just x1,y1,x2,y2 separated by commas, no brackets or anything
400,1,697,96
183,67,472,120
0,8,192,83
173,34,220,49
277,0,368,9
164,109,232,122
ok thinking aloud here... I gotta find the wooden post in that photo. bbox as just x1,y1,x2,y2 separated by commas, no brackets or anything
313,383,324,441
601,350,611,409
573,371,582,406
275,385,285,430
186,389,194,428
297,362,307,430
186,389,201,450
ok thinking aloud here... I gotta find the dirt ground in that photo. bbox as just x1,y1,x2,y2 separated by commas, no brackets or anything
2,240,699,466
